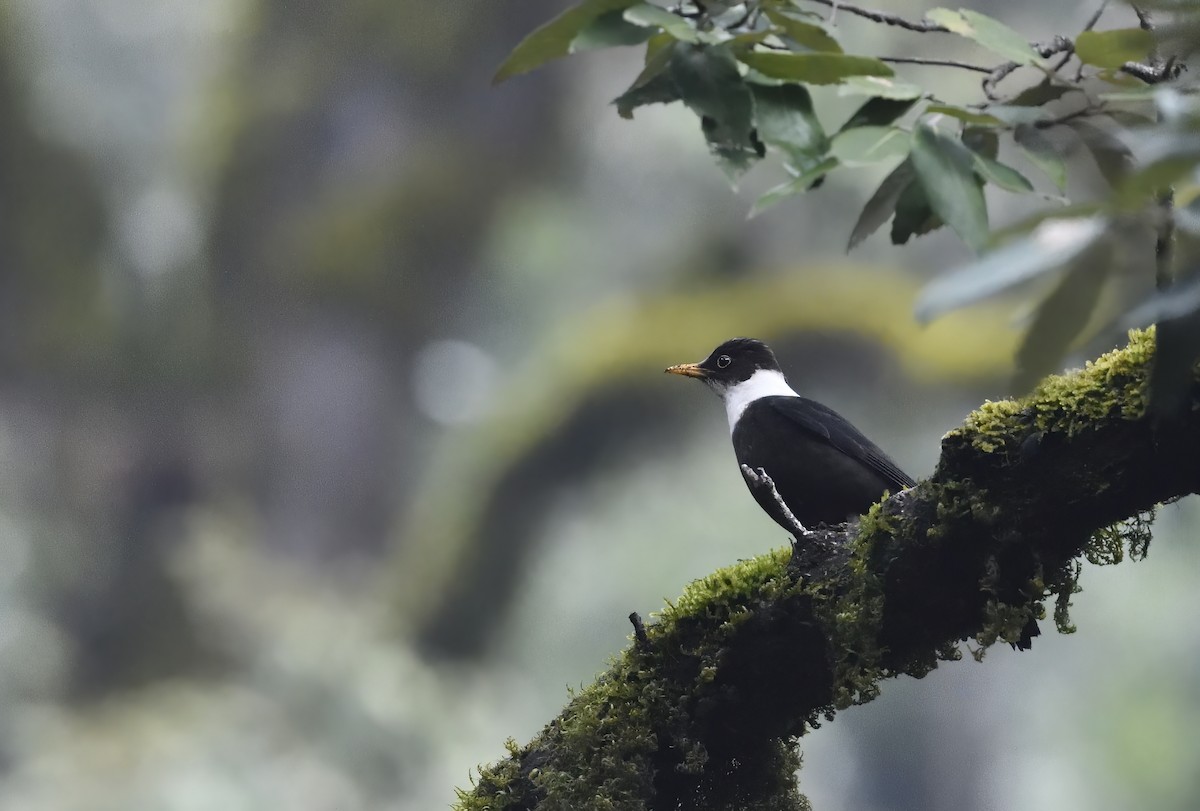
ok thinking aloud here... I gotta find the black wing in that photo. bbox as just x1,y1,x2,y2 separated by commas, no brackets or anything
765,396,915,491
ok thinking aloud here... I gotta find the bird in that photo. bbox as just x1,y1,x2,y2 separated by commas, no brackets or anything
665,337,914,533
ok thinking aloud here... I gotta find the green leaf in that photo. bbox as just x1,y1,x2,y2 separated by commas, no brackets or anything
1014,124,1068,191
830,126,910,166
891,179,943,245
925,104,1004,127
614,40,679,118
623,3,699,42
1068,120,1134,187
1009,80,1075,107
909,123,989,252
1116,142,1200,206
985,105,1050,126
670,44,761,175
837,75,924,100
494,0,642,83
750,83,829,165
839,97,917,131
914,216,1108,322
750,156,839,217
763,8,843,53
571,9,656,51
1074,28,1155,69
1013,262,1111,393
970,152,1035,194
925,8,1042,65
737,52,894,84
847,159,916,250
962,126,999,159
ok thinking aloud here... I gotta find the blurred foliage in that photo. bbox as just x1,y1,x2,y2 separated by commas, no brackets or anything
502,0,1200,401
0,4,109,373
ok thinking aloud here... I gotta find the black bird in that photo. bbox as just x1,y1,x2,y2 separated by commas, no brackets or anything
665,337,914,532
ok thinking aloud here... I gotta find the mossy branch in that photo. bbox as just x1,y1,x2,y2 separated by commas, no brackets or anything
455,329,1197,811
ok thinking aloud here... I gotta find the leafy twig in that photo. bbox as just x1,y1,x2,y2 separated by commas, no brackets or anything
983,37,1073,101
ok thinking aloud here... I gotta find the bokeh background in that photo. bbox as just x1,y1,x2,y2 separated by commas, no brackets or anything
2,1,1198,809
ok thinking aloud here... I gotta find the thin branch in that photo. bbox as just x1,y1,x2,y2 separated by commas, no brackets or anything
1120,60,1182,83
984,37,1073,101
628,611,649,646
983,62,1021,100
1156,191,1176,291
879,56,993,73
1070,0,1111,79
798,0,947,32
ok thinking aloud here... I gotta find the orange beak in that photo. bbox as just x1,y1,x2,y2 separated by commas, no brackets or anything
664,363,708,379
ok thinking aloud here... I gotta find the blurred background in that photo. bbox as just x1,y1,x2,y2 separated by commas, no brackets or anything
1,0,1198,809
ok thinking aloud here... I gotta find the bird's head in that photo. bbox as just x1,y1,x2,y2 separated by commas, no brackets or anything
665,337,783,396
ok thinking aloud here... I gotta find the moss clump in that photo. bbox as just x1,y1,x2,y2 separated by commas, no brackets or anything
952,329,1154,454
456,546,810,811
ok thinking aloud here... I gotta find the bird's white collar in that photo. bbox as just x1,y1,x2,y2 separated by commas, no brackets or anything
719,369,798,432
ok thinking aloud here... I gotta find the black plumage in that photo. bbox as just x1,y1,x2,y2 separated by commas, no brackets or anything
666,337,913,532
733,395,914,530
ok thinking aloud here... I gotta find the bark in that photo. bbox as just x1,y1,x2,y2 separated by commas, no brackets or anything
454,329,1193,811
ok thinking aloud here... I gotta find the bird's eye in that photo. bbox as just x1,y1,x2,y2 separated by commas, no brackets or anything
717,355,731,369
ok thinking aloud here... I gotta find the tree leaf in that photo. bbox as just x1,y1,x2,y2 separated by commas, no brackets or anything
891,179,943,244
962,126,999,159
839,97,917,131
494,0,642,83
1067,119,1134,187
750,83,829,166
670,44,761,175
830,126,910,166
985,105,1050,126
847,158,916,250
925,104,1004,127
623,3,700,42
614,40,679,118
571,9,656,51
914,216,1108,322
925,8,1042,65
910,123,989,252
970,152,1035,194
763,8,843,53
1008,81,1075,107
737,52,894,84
1074,28,1156,69
1013,262,1111,393
837,75,924,100
1014,124,1068,191
750,156,840,217
1119,127,1200,205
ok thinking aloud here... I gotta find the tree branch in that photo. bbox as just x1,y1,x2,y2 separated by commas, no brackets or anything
797,0,947,32
879,56,992,73
456,329,1200,811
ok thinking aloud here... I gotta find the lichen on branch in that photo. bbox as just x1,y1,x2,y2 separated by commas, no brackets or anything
456,328,1197,811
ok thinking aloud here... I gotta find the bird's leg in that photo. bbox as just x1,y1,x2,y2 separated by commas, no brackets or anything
740,464,809,537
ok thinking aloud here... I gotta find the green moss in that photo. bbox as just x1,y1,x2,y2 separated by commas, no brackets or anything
460,329,1174,810
456,546,809,811
952,329,1154,453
